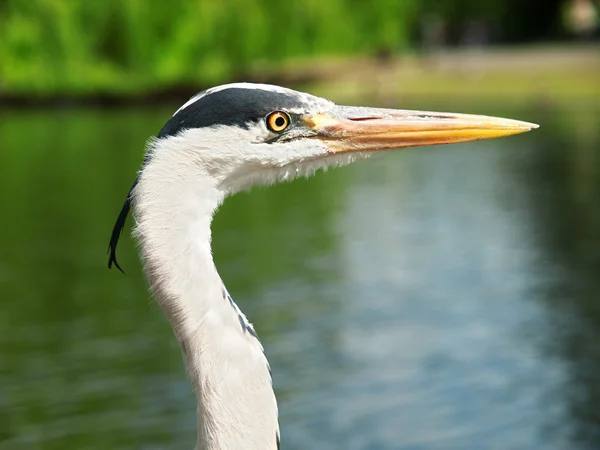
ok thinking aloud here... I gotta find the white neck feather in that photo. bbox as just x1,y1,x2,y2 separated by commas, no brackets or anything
132,137,279,450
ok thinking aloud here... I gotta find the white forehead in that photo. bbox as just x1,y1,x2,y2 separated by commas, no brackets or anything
173,82,332,117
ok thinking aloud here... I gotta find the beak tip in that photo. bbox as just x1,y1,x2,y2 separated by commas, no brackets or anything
507,120,539,134
523,121,540,130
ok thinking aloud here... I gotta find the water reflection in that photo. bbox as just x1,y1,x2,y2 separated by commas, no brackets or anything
507,106,600,449
0,103,598,449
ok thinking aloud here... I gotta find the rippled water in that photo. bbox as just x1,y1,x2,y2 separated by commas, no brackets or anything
1,100,599,450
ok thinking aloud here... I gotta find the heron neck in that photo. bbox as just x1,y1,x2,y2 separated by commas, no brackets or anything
133,144,279,450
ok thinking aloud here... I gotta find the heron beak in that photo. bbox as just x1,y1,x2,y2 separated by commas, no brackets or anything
305,106,539,153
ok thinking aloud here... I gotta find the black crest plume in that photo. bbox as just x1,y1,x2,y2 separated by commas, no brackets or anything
107,178,138,273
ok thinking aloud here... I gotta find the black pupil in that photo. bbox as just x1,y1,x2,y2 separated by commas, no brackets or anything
274,116,285,128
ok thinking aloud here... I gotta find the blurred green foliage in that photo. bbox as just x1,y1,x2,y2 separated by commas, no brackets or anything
0,0,419,95
0,0,589,97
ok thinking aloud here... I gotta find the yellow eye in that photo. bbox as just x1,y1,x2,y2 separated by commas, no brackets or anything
266,111,290,133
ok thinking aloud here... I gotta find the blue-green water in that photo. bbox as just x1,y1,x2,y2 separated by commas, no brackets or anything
1,100,599,450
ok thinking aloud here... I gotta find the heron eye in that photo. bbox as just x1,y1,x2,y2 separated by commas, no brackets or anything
266,111,290,133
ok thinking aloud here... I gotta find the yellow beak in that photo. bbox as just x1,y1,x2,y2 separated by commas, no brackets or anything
305,106,538,153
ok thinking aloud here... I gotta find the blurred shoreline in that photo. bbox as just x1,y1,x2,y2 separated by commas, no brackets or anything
1,43,598,109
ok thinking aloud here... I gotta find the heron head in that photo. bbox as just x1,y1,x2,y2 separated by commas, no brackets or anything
149,83,538,193
108,83,538,271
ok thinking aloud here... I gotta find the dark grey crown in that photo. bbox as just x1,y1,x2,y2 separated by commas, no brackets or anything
158,87,315,138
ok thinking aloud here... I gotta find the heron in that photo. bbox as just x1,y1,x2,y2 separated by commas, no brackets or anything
108,83,538,450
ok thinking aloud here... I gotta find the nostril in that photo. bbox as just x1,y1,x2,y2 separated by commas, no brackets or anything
348,117,381,122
